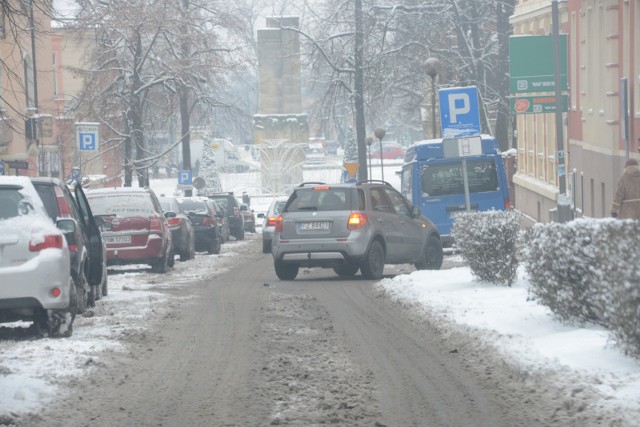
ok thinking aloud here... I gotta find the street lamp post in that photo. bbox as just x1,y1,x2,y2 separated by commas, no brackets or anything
365,136,373,180
425,58,441,139
374,128,386,182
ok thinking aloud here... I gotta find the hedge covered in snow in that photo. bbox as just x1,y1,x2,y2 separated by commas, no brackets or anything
451,210,521,286
519,219,640,357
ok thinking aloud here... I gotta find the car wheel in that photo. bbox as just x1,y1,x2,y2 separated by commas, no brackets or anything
151,248,170,273
262,239,271,254
75,272,88,313
47,278,76,338
101,268,109,297
415,235,443,270
333,263,360,277
274,260,298,280
208,235,222,255
360,240,385,280
235,227,245,240
168,246,175,268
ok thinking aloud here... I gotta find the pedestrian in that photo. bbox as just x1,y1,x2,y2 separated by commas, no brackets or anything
611,158,640,219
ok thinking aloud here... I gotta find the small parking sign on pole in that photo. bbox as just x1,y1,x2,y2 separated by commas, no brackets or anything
75,123,100,151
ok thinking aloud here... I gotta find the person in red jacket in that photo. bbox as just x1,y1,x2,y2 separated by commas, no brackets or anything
611,159,640,219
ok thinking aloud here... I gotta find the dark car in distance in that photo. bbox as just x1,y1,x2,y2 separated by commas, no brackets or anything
31,177,107,312
207,192,244,240
240,203,256,233
159,196,196,262
86,187,174,273
177,197,222,254
210,199,230,243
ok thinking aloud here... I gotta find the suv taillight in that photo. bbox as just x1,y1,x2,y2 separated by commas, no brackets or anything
30,233,64,252
347,212,368,230
202,216,215,226
505,198,511,209
267,217,277,227
274,215,283,232
150,216,162,232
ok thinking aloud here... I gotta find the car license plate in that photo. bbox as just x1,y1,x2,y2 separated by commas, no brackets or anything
299,221,330,231
104,235,131,244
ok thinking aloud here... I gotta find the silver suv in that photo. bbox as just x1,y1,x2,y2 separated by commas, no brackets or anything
271,181,443,280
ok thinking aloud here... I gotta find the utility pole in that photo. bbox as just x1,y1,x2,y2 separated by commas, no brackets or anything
354,0,367,181
552,0,571,222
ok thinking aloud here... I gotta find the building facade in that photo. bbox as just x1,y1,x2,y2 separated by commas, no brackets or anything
510,0,639,223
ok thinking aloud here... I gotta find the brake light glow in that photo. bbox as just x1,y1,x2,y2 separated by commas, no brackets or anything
29,233,64,252
505,198,511,210
347,212,368,230
51,288,61,298
274,215,283,232
167,217,182,226
313,186,330,190
267,217,277,227
68,244,78,252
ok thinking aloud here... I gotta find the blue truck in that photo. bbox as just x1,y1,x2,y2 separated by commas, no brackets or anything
400,135,510,247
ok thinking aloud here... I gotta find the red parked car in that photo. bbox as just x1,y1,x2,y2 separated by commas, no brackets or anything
86,187,174,273
369,142,404,160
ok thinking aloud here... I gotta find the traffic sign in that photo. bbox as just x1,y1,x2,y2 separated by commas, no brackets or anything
178,170,192,186
509,35,567,94
76,123,100,151
511,95,569,114
439,86,481,138
6,160,29,170
0,160,5,176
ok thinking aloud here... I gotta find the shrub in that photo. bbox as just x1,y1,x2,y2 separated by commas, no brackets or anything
520,219,640,357
519,220,605,324
451,210,521,286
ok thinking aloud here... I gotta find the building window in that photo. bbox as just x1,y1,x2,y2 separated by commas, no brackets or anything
52,53,57,96
0,7,5,39
23,54,34,110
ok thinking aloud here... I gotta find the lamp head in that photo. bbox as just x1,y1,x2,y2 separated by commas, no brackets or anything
374,128,386,140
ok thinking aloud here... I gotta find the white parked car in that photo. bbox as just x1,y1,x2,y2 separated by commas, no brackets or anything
0,176,75,337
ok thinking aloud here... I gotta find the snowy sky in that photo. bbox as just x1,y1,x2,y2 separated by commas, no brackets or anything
1,165,639,423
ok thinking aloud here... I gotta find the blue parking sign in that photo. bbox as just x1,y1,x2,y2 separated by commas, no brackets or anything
79,133,96,151
178,170,192,186
439,86,482,138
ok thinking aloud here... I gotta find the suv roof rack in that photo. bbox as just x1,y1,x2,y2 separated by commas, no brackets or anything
356,179,393,187
297,181,326,187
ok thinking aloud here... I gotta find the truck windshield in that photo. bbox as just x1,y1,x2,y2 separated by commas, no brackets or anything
421,158,499,197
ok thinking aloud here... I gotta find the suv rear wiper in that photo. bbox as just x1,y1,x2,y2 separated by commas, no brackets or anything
297,206,318,211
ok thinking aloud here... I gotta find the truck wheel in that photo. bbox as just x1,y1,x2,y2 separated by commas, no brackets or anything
360,240,385,280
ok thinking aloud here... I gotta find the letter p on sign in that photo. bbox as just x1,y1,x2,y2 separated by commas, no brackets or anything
439,86,481,138
448,94,470,123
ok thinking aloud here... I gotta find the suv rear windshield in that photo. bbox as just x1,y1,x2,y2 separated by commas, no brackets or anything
88,193,155,216
285,188,362,212
0,188,23,220
178,199,208,213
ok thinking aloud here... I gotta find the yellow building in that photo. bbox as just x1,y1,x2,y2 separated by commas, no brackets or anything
511,0,640,223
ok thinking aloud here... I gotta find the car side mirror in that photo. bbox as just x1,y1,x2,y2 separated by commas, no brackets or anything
165,211,177,219
56,218,77,234
411,206,421,218
94,216,105,227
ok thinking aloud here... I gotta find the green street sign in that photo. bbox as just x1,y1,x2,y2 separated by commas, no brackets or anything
509,35,568,93
511,95,569,114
